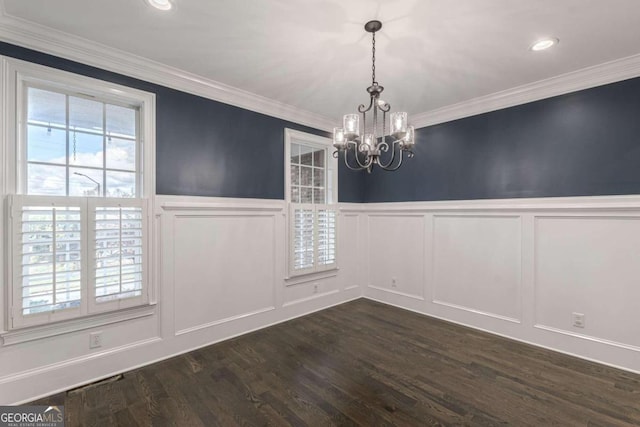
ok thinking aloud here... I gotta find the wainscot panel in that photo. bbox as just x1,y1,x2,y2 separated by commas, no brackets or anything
351,195,640,375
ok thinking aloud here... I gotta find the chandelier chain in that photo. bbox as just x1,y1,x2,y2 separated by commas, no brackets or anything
371,31,376,85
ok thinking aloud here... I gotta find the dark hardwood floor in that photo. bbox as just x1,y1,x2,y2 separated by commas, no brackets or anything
31,299,640,426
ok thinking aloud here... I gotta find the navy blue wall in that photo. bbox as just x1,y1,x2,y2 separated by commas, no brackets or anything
0,42,365,202
6,41,637,204
364,77,640,202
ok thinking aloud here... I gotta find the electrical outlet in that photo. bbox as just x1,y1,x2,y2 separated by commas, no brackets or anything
572,312,585,328
90,331,103,349
391,277,397,288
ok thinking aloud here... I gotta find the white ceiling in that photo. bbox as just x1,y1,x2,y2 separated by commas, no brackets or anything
4,0,640,122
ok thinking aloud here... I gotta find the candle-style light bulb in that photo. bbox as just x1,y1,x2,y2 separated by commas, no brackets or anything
390,112,407,138
343,114,360,139
333,127,346,149
403,126,415,149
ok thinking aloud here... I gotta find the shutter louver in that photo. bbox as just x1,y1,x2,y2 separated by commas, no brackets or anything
317,208,337,268
289,204,337,276
94,206,143,303
293,206,315,271
20,205,82,316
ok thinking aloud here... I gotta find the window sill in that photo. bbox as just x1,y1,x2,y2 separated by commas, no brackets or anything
1,303,157,346
285,268,339,287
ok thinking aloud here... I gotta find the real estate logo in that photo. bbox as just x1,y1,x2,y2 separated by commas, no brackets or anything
0,405,64,427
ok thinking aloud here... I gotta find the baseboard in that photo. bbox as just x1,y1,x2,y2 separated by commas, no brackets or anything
363,295,640,377
6,290,362,405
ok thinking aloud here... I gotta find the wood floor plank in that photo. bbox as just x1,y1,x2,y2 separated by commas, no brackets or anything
28,299,640,426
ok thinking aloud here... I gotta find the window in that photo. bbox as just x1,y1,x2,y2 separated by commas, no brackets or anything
285,129,337,277
4,58,155,330
24,86,139,198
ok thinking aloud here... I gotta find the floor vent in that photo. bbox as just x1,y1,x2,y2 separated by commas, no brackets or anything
67,374,124,395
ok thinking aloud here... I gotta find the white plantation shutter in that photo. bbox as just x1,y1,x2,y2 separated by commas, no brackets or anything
11,196,86,328
9,196,148,329
316,207,337,270
89,199,147,313
289,204,337,276
291,205,315,275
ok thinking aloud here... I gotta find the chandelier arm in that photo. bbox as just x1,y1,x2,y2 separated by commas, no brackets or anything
349,140,373,169
377,140,401,169
378,145,405,171
336,145,363,171
343,153,366,171
378,102,391,113
358,97,374,114
377,141,390,153
354,150,374,169
342,144,373,171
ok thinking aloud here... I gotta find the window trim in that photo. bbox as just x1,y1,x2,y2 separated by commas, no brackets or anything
284,128,337,205
20,81,142,198
284,129,338,279
1,56,157,336
6,57,155,199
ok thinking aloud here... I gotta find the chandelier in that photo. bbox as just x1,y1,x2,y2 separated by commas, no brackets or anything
332,20,415,173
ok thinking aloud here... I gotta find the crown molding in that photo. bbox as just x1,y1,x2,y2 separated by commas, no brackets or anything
412,53,640,129
2,5,640,133
0,7,335,131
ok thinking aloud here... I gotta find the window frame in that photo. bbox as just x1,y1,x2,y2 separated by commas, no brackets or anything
20,82,142,198
1,57,156,336
284,128,338,278
284,129,337,205
7,58,154,199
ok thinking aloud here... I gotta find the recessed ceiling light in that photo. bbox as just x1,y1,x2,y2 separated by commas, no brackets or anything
530,37,559,51
146,0,172,11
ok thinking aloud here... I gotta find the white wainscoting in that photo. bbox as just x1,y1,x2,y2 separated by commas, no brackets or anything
4,194,640,403
534,215,640,350
367,214,426,300
0,196,363,404
350,195,640,375
339,214,361,291
432,214,522,323
173,213,278,335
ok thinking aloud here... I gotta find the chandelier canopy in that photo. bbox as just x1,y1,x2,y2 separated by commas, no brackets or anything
333,20,415,173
